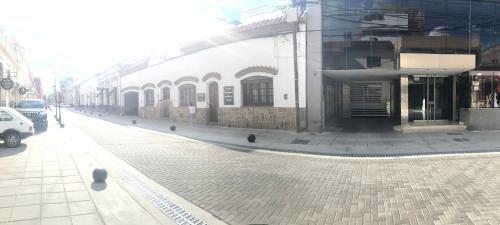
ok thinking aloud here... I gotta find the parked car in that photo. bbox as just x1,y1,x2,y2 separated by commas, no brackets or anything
16,99,48,132
0,107,34,148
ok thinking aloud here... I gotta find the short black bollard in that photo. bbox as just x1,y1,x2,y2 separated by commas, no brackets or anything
247,134,256,143
132,120,136,124
60,124,65,128
170,125,176,131
92,168,108,183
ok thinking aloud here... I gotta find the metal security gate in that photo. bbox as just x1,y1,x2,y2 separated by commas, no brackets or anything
345,81,392,117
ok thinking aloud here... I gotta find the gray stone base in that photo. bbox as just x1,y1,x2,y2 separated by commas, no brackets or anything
171,107,207,124
460,108,500,130
135,105,301,130
140,106,160,119
218,107,297,130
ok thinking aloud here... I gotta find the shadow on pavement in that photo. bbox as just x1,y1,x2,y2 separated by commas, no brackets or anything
91,182,107,191
0,143,27,157
325,117,398,133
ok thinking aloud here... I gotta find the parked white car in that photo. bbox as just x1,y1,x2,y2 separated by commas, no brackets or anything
0,107,35,148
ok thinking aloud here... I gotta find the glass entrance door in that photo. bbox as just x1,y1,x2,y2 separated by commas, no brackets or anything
409,75,451,122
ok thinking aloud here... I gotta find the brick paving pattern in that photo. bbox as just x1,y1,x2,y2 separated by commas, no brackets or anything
0,122,104,225
69,112,500,225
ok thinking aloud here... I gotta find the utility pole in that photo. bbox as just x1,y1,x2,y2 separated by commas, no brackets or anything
53,77,58,119
58,91,63,127
291,7,300,133
57,92,60,122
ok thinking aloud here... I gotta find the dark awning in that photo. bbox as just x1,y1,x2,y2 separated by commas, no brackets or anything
107,87,117,97
96,88,106,97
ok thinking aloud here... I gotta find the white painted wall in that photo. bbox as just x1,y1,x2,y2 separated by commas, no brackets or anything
121,31,307,109
78,75,97,106
97,65,121,106
0,31,35,106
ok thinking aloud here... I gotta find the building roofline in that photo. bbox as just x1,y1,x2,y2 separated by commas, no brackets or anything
117,16,296,78
180,16,291,54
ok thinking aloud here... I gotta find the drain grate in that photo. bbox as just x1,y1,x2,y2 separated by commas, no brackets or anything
453,138,470,142
125,175,207,225
291,139,310,145
103,154,208,225
448,132,463,135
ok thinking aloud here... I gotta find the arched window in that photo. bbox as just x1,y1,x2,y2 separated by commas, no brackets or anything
241,76,273,106
162,87,170,100
179,84,196,106
144,89,155,106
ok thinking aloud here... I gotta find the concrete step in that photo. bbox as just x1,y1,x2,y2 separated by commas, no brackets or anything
395,124,467,133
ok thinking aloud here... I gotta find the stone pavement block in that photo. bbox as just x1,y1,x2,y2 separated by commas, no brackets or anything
17,185,41,195
0,173,24,180
41,217,72,225
15,194,41,206
21,178,42,186
0,179,21,187
65,191,90,202
61,170,78,177
71,214,104,225
10,205,41,221
63,182,85,192
23,172,42,178
42,177,63,185
0,196,16,208
41,192,66,203
0,208,11,223
42,170,61,177
41,203,69,218
62,176,82,184
41,184,65,193
24,167,42,172
6,219,41,225
68,201,96,215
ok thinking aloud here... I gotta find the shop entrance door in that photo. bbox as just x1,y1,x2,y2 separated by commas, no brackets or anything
409,75,451,122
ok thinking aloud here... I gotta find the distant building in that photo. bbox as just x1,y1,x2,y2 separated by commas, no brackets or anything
73,75,98,109
33,77,43,99
96,64,125,113
0,28,37,106
69,1,500,131
118,16,306,130
297,0,500,132
59,77,74,105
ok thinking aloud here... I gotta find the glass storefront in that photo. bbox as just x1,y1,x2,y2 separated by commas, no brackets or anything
408,75,453,122
321,0,500,71
471,73,500,108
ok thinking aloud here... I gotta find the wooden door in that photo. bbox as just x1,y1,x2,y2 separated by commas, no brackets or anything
208,83,219,122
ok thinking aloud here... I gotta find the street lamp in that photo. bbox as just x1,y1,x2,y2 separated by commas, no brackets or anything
58,91,64,128
53,83,58,119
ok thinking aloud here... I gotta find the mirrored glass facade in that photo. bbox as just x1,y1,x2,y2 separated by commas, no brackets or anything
321,0,500,70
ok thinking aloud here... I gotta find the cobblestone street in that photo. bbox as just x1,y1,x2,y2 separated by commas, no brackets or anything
66,111,500,225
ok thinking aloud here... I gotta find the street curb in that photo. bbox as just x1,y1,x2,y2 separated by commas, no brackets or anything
71,110,500,158
211,141,500,158
64,111,228,225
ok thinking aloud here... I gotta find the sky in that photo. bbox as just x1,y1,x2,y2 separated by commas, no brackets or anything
0,0,287,94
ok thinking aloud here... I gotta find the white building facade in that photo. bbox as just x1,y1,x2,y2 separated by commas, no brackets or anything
96,64,122,113
0,29,36,106
119,17,307,129
74,75,98,109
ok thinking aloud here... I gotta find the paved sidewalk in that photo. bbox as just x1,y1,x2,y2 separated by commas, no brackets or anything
0,116,223,225
0,120,162,225
67,110,500,225
74,110,500,156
